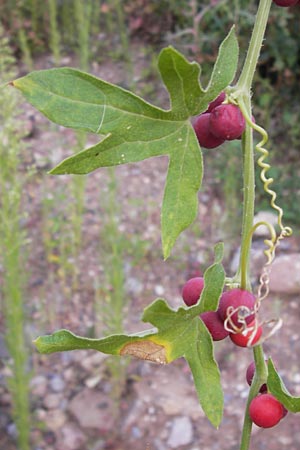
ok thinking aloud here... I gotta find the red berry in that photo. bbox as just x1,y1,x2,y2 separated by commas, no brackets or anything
237,115,256,139
200,311,229,341
206,91,226,113
229,321,262,347
249,394,285,428
210,104,246,141
273,0,298,6
246,361,267,393
217,288,256,327
182,277,204,306
193,113,225,149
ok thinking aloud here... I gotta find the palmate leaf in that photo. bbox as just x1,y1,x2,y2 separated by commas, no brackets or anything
12,27,238,258
34,244,226,427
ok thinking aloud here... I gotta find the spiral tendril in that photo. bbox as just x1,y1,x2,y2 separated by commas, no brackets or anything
237,101,292,307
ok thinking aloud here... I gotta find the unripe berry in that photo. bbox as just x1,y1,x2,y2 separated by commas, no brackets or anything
229,320,262,347
182,277,204,306
272,0,298,6
246,361,267,393
217,288,256,327
206,91,226,113
200,311,229,341
193,113,225,149
249,394,285,428
210,104,246,141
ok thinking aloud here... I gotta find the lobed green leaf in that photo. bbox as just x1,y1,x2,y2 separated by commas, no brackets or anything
34,248,225,426
12,28,238,258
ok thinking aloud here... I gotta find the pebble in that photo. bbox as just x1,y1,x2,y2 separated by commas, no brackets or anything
269,254,300,294
60,423,87,450
49,374,65,392
293,373,300,383
167,416,194,448
154,284,165,296
131,425,143,439
125,276,144,295
68,388,115,432
43,393,62,409
79,352,107,371
85,374,102,388
30,375,48,397
34,408,47,423
7,422,18,438
46,409,67,430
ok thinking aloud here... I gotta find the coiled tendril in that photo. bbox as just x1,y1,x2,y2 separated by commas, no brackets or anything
228,100,293,346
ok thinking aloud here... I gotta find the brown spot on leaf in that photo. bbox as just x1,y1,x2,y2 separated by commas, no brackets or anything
120,340,167,364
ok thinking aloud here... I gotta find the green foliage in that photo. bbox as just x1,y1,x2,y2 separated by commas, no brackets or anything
12,28,238,258
48,0,61,66
35,243,226,427
0,23,31,450
267,359,300,413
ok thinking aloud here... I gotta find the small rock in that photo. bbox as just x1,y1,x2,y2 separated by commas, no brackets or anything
79,352,107,371
269,254,300,294
60,423,87,450
47,409,67,430
35,408,47,421
131,425,143,439
43,393,62,409
49,374,65,392
167,416,194,448
154,285,165,296
85,374,102,388
64,368,76,382
125,277,144,295
7,422,18,438
30,375,48,397
68,388,115,432
134,366,204,420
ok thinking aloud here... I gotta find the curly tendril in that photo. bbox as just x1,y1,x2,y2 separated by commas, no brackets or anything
228,100,293,345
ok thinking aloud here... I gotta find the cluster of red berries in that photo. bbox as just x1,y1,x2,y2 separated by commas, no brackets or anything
273,0,300,6
181,277,262,346
246,361,288,428
182,277,289,428
192,93,246,149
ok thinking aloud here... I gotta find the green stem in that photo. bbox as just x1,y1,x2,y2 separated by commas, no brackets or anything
236,0,272,290
239,346,268,450
237,0,272,91
238,95,255,291
236,1,273,449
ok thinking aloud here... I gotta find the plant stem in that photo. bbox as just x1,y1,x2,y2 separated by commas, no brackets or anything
236,1,273,449
238,95,255,291
236,0,272,290
237,0,272,92
239,346,267,450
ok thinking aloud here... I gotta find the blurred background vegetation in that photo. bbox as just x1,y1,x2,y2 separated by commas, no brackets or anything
0,1,299,449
